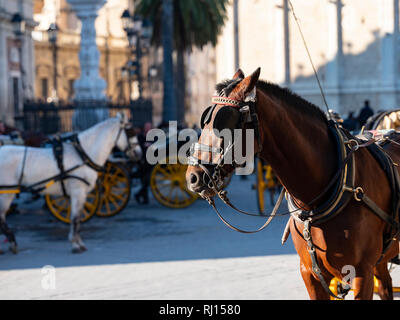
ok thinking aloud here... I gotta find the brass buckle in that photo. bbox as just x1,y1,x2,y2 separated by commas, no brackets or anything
353,187,364,202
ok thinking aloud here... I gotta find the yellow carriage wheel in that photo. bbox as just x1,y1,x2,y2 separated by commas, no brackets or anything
256,158,280,214
329,275,400,299
256,158,267,214
45,184,101,224
150,158,198,209
96,162,131,217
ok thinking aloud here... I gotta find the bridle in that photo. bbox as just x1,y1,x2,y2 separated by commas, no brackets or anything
186,88,292,235
188,87,262,195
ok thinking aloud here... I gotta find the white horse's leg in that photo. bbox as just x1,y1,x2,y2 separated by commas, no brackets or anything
0,194,17,253
68,191,88,253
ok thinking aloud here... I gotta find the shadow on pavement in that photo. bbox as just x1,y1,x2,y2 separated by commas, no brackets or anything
0,175,297,270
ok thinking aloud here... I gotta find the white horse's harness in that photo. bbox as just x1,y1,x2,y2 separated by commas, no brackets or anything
0,120,129,196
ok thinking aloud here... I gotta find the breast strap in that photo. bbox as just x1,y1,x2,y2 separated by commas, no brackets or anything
71,134,105,173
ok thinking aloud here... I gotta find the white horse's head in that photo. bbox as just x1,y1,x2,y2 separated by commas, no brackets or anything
125,134,142,161
114,113,130,152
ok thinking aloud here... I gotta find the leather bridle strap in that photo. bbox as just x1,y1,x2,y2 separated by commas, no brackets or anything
211,96,243,107
211,89,262,155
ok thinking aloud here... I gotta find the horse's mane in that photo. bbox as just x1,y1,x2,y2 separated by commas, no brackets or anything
216,79,328,124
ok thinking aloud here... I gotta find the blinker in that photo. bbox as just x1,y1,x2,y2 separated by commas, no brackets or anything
200,105,215,129
213,106,241,138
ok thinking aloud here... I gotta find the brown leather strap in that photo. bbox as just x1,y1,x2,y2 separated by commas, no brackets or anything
360,193,400,231
303,219,350,299
207,189,285,234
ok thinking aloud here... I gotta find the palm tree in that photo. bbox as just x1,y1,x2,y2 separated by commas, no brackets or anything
135,0,230,125
161,0,177,124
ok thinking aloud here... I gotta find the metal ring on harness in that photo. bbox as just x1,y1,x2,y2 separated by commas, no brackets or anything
345,139,360,151
353,187,364,202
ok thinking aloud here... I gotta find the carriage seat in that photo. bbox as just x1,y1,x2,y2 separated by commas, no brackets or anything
356,129,397,145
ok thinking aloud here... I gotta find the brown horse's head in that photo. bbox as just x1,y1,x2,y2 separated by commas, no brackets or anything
186,68,261,199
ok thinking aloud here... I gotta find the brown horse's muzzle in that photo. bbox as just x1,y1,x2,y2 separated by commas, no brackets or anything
186,165,218,198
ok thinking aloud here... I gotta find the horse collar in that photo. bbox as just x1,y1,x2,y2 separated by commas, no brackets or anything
287,122,356,225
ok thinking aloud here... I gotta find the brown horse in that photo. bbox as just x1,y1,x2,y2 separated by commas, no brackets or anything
186,68,400,300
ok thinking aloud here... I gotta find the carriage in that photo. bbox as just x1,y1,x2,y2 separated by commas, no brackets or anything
253,158,281,214
0,116,201,253
363,109,400,131
44,127,199,224
1,119,198,226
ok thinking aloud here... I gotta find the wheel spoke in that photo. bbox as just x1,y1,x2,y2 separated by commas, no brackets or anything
104,197,112,215
109,192,125,202
108,194,120,208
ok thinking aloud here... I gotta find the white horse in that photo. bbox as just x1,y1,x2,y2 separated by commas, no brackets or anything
0,115,129,253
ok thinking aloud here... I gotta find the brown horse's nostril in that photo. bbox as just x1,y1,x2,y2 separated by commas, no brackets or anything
190,173,198,185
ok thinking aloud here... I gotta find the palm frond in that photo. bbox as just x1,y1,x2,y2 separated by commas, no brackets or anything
135,0,229,50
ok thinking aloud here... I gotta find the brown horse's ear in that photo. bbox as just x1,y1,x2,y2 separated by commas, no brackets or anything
238,67,261,96
233,69,245,80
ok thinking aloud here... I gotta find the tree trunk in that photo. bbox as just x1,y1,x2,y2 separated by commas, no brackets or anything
233,0,239,71
161,0,177,124
176,48,185,126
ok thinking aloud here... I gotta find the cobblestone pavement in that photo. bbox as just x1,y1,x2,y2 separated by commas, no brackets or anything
0,176,399,300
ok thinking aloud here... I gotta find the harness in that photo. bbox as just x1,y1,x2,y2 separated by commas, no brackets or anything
0,120,128,197
49,134,103,197
191,90,400,299
287,123,357,225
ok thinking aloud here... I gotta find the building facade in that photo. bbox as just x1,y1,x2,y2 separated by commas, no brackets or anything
212,0,400,119
3,0,397,129
33,0,133,103
0,0,36,125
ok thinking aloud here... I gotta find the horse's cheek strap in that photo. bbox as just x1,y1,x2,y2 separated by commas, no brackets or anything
252,113,262,154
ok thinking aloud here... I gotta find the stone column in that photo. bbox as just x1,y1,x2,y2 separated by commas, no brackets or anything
67,0,108,130
380,0,398,109
0,10,7,121
274,0,290,86
67,0,106,102
325,0,343,112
